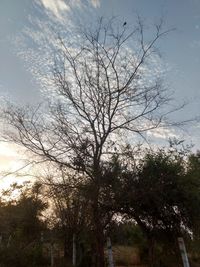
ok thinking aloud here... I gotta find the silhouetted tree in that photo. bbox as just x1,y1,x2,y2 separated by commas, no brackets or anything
0,183,48,267
112,146,200,267
2,17,182,267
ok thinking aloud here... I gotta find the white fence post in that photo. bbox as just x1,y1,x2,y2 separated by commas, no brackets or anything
107,237,114,267
178,237,190,267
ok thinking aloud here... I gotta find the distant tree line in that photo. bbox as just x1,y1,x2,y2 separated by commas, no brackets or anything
0,145,200,266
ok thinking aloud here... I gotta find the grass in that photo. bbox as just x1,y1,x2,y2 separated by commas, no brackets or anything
109,245,144,267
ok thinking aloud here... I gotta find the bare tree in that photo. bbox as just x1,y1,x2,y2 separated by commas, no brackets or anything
2,17,181,267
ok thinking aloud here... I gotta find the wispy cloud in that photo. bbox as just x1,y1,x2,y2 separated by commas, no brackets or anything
40,0,70,19
38,0,100,21
12,0,177,147
147,127,179,140
12,0,102,97
90,0,100,8
190,39,200,48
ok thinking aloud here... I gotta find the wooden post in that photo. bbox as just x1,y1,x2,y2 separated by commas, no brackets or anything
72,233,76,266
50,241,54,267
107,237,114,267
41,231,44,243
7,235,11,248
178,237,190,267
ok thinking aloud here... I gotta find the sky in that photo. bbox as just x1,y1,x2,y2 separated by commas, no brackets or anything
0,0,200,186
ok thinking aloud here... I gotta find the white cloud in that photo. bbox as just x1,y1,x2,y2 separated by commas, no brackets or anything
90,0,100,8
190,39,200,48
40,0,70,18
147,127,179,140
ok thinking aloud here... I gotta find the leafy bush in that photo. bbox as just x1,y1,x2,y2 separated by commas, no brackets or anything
0,244,48,267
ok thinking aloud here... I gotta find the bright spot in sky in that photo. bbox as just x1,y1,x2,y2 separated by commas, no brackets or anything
0,143,30,190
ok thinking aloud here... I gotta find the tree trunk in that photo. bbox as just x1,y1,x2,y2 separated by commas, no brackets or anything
93,201,105,267
95,230,105,267
92,174,105,267
148,237,155,267
63,228,69,267
64,233,68,259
